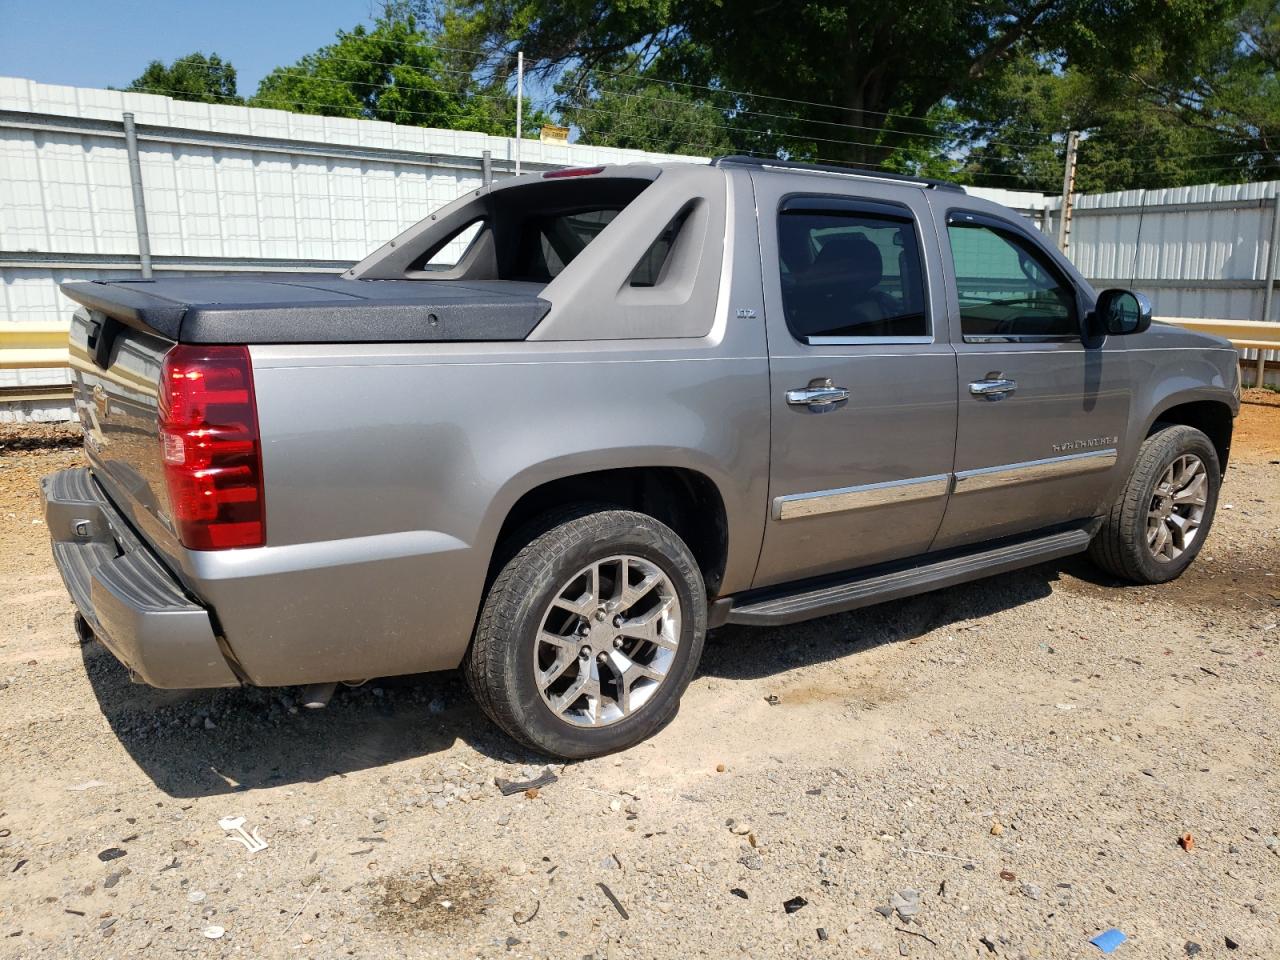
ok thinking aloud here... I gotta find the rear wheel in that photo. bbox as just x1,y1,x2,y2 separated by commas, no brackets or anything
1088,424,1220,584
465,508,706,759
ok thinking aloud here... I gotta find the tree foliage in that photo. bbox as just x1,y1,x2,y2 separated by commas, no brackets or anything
249,6,544,135
120,0,1280,190
554,68,733,155
125,53,242,105
440,0,1280,189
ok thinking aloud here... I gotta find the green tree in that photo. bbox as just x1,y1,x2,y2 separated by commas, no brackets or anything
251,6,545,135
553,66,734,155
125,53,241,105
956,0,1280,192
445,0,1238,167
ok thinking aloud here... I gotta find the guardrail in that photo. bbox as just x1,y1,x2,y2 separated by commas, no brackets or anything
0,316,1275,407
0,323,72,404
0,322,70,368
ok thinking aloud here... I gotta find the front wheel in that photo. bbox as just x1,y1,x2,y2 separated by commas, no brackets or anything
1088,424,1221,584
465,508,706,759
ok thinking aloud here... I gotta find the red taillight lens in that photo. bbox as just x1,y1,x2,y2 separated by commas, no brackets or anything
158,344,265,550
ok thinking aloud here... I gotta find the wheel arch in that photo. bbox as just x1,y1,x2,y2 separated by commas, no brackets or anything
1144,397,1235,473
488,464,732,599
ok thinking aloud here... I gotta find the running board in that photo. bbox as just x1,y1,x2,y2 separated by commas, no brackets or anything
726,526,1094,627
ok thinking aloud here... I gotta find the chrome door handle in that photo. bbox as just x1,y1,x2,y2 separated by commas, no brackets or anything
969,377,1017,401
786,378,850,407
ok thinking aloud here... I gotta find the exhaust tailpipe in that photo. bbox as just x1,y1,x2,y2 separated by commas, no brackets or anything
300,682,337,709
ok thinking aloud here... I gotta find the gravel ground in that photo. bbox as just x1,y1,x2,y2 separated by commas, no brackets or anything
0,396,1278,960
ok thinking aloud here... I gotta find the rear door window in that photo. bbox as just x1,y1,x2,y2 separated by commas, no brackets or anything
778,206,928,342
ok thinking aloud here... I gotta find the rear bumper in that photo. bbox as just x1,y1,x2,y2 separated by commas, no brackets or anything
42,468,240,689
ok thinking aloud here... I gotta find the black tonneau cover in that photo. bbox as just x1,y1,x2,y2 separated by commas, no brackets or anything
60,276,550,344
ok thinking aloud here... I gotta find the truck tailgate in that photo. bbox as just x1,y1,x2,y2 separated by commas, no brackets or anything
68,308,186,571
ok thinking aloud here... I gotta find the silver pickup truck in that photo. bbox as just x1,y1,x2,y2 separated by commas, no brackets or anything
43,156,1240,758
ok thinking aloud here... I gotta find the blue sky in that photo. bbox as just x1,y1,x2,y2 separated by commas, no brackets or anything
0,0,379,96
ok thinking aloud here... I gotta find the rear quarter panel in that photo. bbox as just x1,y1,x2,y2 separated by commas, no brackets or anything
191,341,768,685
181,175,769,686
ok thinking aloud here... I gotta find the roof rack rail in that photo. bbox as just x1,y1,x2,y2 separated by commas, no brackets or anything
710,155,966,193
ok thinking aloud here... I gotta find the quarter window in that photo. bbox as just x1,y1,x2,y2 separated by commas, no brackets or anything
946,220,1078,339
778,210,928,341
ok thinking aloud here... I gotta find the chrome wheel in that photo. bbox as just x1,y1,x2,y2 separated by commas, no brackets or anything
1146,454,1208,562
535,555,681,727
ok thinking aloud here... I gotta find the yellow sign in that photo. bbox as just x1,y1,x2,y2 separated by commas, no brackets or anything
539,124,570,144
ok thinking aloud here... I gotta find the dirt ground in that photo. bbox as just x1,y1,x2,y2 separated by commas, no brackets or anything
0,397,1278,960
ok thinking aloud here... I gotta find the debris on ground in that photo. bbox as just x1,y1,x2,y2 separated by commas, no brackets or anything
96,848,125,862
817,927,828,941
889,889,920,921
1178,833,1195,851
729,888,749,900
219,816,268,853
597,882,629,920
897,927,939,946
512,901,539,925
66,780,107,791
494,769,558,796
783,896,808,914
202,926,225,940
1089,928,1127,953
764,695,781,706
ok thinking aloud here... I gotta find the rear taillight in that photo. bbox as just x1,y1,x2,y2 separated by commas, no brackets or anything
158,344,265,550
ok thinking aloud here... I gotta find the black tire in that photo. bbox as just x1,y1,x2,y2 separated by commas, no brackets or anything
464,507,707,759
1088,423,1221,584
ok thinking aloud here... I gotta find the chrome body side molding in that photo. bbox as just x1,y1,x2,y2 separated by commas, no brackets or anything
773,449,1118,521
952,449,1118,493
772,473,951,520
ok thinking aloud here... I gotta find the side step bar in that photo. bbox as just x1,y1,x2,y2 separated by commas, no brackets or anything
726,526,1095,627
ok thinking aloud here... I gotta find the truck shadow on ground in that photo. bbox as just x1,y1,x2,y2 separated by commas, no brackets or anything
80,642,517,800
83,558,1078,798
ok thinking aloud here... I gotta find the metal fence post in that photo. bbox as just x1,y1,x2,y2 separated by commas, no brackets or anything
481,149,492,187
122,112,153,279
1258,191,1280,387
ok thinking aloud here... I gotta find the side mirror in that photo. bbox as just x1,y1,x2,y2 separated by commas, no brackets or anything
1094,288,1152,336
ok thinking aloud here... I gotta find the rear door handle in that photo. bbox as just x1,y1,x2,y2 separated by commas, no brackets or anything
969,377,1017,400
786,378,850,408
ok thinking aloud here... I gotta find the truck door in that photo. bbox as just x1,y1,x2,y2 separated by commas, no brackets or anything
930,207,1131,550
751,177,959,588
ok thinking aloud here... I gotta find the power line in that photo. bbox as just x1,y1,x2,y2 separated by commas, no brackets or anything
535,95,1064,169
163,50,1056,153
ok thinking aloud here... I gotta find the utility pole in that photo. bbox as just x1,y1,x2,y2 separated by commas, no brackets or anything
1058,130,1080,255
515,50,523,176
